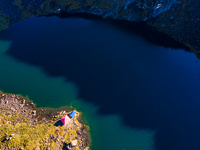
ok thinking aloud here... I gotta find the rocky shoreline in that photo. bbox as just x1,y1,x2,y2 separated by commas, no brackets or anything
0,0,200,58
0,91,90,150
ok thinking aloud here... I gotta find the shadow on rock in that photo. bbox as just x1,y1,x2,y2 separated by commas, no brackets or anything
54,120,64,127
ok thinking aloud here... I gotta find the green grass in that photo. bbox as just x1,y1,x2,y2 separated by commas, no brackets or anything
0,112,77,149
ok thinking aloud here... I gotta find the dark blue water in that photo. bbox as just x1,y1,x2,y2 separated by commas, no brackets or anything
0,15,200,150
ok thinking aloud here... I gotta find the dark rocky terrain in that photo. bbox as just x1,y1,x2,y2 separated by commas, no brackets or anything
0,0,199,58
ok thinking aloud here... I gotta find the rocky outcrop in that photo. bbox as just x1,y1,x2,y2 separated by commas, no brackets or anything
0,0,199,58
0,91,90,149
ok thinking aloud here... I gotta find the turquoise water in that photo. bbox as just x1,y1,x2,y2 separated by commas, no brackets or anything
0,41,156,149
0,16,200,150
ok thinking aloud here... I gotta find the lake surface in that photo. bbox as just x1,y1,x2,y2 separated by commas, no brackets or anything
0,15,200,150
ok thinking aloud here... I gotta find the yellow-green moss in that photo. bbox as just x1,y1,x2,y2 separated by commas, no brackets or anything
12,0,23,10
140,8,149,20
86,0,94,5
185,43,200,60
0,91,91,149
0,14,10,31
0,112,57,149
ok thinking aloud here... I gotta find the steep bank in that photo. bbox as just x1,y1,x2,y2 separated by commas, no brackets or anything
0,91,90,150
0,0,200,58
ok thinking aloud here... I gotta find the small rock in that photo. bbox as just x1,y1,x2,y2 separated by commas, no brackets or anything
6,137,10,140
32,110,36,116
10,107,15,111
22,99,25,104
84,147,89,150
71,140,78,147
10,134,15,138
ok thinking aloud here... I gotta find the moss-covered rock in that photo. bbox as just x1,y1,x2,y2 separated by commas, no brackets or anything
0,91,90,150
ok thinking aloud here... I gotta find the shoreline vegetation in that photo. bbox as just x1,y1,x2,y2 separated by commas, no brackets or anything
0,91,91,150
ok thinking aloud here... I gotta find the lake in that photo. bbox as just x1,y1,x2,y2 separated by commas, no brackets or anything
0,15,200,150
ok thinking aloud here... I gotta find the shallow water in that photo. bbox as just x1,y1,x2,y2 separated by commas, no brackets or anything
0,16,200,150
